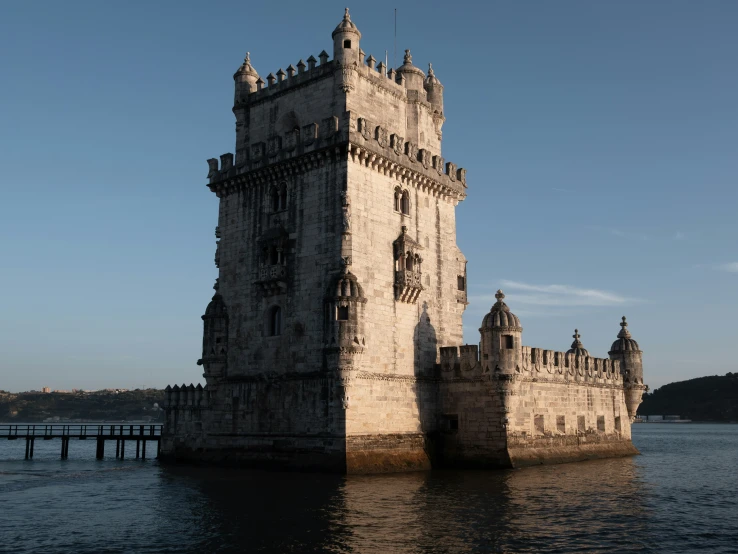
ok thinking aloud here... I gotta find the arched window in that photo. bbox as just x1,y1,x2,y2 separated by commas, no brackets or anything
279,183,287,211
270,187,280,212
401,190,410,215
394,189,401,212
405,253,413,271
268,306,282,336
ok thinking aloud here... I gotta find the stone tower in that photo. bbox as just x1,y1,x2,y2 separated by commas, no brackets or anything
162,10,468,472
163,11,644,473
609,316,647,420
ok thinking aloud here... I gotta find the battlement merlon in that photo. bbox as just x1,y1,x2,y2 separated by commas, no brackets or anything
439,344,625,385
203,110,467,203
229,9,447,161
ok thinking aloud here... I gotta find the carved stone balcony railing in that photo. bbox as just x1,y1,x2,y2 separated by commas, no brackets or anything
256,264,287,296
395,269,423,304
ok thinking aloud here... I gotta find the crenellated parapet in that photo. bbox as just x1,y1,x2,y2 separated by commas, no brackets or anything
164,383,208,410
204,111,467,202
350,114,466,200
519,347,622,385
439,344,622,387
162,384,208,436
233,50,334,107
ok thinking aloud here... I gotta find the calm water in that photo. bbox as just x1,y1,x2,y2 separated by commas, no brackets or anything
1,425,736,553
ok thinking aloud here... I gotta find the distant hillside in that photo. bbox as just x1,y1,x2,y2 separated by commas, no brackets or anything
639,373,738,422
0,389,165,422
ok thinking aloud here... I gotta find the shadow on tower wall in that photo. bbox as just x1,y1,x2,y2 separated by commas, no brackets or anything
413,301,439,463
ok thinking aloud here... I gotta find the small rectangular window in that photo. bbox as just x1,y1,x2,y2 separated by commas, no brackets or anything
597,415,605,432
534,415,544,434
457,276,465,291
504,335,514,349
615,416,622,432
337,306,349,321
343,40,351,49
231,397,240,433
444,414,459,431
557,416,565,433
578,415,586,432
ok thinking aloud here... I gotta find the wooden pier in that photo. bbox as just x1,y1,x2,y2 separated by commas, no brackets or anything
0,424,162,460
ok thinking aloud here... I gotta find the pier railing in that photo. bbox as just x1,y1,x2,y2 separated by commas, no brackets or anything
0,424,163,460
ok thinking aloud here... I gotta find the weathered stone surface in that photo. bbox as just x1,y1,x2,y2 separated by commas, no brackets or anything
161,10,645,474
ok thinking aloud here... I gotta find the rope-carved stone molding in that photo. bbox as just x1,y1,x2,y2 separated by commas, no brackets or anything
207,147,346,197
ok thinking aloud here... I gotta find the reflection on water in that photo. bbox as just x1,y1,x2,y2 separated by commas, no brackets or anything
1,425,737,553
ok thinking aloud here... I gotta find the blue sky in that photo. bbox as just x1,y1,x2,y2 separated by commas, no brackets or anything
1,1,736,392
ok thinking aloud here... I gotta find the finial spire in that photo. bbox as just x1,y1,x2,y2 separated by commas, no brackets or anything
617,316,632,339
495,289,505,302
568,328,587,353
428,63,434,76
404,49,412,65
344,7,350,20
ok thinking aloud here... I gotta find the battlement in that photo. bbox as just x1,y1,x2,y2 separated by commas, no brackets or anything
164,384,208,409
234,49,436,110
440,345,622,384
203,110,466,201
235,52,335,107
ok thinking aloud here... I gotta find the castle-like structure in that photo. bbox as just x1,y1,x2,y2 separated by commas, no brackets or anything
161,10,647,472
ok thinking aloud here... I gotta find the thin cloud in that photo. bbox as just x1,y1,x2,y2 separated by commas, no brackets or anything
497,280,631,307
716,262,738,273
587,225,649,241
674,231,686,240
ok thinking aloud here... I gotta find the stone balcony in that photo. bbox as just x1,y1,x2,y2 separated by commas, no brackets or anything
395,269,423,304
256,264,288,296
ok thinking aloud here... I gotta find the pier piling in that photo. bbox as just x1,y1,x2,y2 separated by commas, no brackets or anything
2,424,162,461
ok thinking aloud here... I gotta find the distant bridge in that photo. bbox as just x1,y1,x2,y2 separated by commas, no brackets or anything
0,424,162,460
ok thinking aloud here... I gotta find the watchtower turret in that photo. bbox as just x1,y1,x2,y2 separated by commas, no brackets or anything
609,316,646,419
396,49,426,92
197,282,229,384
233,53,260,105
480,290,523,373
566,329,589,356
332,8,361,66
424,63,444,115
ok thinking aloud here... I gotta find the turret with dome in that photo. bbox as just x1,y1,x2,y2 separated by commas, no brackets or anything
480,290,523,374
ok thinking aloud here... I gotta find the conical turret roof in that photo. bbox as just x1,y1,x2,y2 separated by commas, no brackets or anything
609,316,641,352
332,8,361,38
481,290,521,329
566,329,589,356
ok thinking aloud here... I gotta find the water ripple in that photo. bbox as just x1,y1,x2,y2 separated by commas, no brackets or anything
0,424,736,553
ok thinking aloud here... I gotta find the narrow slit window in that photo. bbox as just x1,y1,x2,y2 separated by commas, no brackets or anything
534,415,544,434
557,416,565,433
337,306,349,321
268,306,282,336
401,191,410,215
